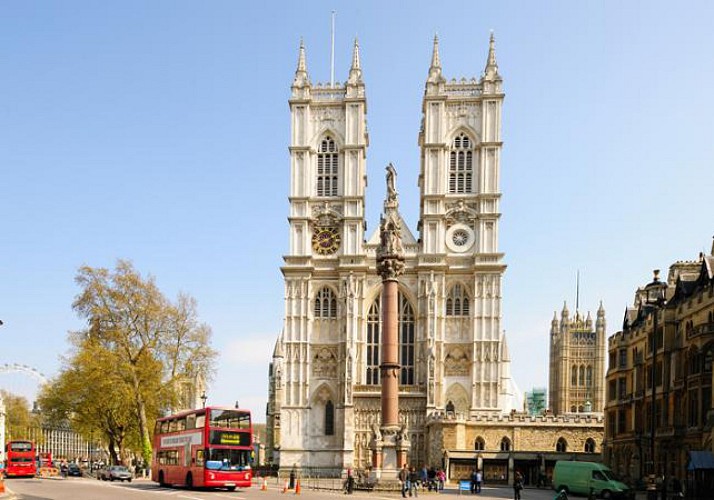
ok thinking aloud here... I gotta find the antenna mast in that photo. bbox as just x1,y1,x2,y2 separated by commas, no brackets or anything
576,270,580,315
330,11,336,87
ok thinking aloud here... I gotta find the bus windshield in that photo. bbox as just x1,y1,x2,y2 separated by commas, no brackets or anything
205,448,252,471
208,409,251,429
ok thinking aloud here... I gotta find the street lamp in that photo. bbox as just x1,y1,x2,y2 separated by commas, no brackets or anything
643,269,667,499
200,391,207,409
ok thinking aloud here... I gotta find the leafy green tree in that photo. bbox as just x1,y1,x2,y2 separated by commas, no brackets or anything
1,391,40,442
40,260,216,465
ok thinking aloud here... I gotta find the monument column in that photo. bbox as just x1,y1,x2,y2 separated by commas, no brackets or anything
373,163,410,479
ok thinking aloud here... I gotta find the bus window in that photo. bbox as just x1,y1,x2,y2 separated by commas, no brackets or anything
186,413,196,430
196,449,204,467
176,418,186,431
160,420,169,433
195,414,205,428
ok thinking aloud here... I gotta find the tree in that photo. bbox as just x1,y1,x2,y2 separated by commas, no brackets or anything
42,259,216,465
1,391,41,442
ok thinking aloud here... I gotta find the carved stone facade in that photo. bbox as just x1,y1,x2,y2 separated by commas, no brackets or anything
604,243,714,494
549,302,607,415
429,413,604,485
266,35,523,474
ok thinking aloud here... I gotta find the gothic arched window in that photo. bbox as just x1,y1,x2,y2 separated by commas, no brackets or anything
449,133,474,194
474,437,485,451
366,301,380,385
579,365,586,386
571,365,578,385
500,437,511,451
317,136,338,197
314,287,337,318
400,294,415,385
584,438,596,453
325,400,334,436
586,365,593,387
446,284,470,316
556,437,568,452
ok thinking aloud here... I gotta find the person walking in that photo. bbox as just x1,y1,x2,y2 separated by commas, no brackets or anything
408,466,419,497
399,464,409,498
513,471,524,500
475,469,482,493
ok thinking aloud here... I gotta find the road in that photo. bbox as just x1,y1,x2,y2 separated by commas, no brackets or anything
1,476,565,500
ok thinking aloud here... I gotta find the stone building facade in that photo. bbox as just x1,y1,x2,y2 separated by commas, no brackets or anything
549,303,607,415
604,241,714,494
265,34,605,485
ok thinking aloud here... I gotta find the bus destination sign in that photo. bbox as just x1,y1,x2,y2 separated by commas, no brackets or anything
209,430,251,447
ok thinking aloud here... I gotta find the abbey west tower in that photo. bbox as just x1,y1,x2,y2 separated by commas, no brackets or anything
266,35,518,471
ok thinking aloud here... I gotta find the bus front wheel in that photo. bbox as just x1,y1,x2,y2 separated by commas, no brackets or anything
227,486,236,491
158,471,166,487
185,472,193,490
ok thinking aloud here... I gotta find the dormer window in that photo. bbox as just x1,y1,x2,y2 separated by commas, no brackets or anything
317,136,338,197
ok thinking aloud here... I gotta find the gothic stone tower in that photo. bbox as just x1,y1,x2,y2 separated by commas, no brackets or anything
548,302,607,415
267,35,518,472
417,34,514,419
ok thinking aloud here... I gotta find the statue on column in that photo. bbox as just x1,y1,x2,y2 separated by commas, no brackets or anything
377,163,405,280
386,163,398,202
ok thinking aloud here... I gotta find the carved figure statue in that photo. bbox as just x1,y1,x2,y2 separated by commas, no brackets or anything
386,163,397,201
372,422,382,442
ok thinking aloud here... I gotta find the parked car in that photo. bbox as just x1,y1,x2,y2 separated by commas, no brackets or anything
67,463,82,477
98,465,132,482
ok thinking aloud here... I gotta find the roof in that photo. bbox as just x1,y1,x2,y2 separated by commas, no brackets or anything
688,450,714,470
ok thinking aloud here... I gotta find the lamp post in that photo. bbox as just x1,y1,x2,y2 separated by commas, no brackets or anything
200,391,207,409
643,269,667,500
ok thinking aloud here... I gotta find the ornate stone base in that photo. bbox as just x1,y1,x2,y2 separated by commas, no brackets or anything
370,424,411,490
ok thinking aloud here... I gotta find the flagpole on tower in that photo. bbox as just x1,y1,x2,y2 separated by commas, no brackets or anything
330,11,336,87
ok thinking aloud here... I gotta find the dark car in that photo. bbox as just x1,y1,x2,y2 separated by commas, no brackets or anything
99,465,132,482
67,463,82,477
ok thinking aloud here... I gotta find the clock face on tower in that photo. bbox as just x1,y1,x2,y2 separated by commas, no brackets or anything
312,227,341,255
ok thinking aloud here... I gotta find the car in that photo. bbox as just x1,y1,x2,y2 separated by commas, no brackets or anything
99,465,132,482
67,463,82,477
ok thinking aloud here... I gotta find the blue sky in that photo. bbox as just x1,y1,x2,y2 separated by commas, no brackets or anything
2,1,713,422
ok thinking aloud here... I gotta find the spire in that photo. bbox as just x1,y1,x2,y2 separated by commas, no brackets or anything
427,34,444,83
347,37,362,84
483,31,501,81
597,301,605,317
293,38,309,87
561,301,570,319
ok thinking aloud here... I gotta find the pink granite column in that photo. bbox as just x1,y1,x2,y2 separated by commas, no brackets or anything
380,279,399,427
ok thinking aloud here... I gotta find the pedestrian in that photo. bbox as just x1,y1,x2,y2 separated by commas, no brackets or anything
409,466,419,497
345,468,354,494
513,471,523,500
399,464,409,498
470,468,478,494
437,468,445,491
476,469,482,493
420,465,428,491
289,466,296,489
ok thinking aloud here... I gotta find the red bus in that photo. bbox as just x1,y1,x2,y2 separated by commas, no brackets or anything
5,440,37,477
152,406,253,490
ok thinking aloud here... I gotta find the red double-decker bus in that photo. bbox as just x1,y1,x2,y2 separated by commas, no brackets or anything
152,406,253,491
5,440,37,477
